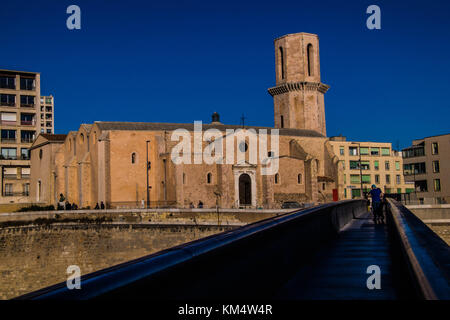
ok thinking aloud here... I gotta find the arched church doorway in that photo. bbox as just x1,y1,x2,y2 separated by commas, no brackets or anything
239,173,252,206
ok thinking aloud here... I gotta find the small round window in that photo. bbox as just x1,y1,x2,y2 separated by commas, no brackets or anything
239,142,248,152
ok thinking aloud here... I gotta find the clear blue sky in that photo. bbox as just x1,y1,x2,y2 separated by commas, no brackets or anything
1,0,449,149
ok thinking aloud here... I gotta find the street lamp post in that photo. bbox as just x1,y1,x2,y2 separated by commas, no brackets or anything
146,140,151,208
351,142,364,199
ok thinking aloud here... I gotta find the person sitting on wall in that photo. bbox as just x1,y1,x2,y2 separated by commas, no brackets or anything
189,202,194,208
65,201,71,210
71,203,78,210
94,203,100,210
100,201,105,209
198,201,203,208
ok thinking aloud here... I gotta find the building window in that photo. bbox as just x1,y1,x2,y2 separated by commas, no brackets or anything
274,173,279,184
361,161,370,170
362,175,371,184
20,95,35,107
0,76,16,89
371,148,380,156
350,175,360,184
374,160,379,171
46,129,51,133
322,183,326,190
280,115,284,128
432,142,439,155
397,188,402,194
183,173,186,185
381,147,390,156
343,174,346,184
207,172,212,184
23,183,30,196
297,174,302,184
432,160,440,173
0,94,16,106
433,179,441,192
21,148,29,160
349,146,358,156
1,147,17,160
375,174,380,184
268,151,274,157
360,147,369,155
386,174,391,184
131,152,136,164
339,147,344,155
396,175,401,185
239,141,248,152
395,161,400,170
385,161,390,170
279,47,285,80
4,183,13,196
415,180,428,192
307,44,314,76
1,129,16,142
350,161,359,170
434,179,441,192
20,78,35,90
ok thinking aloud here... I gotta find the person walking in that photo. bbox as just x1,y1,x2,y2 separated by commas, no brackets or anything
368,184,384,224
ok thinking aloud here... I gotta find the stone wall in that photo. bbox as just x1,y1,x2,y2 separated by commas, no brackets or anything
0,223,234,299
0,208,286,299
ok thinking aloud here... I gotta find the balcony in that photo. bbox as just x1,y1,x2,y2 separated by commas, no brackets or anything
4,174,17,179
0,102,16,107
21,120,36,126
21,138,34,143
20,103,35,108
0,138,17,144
0,120,17,126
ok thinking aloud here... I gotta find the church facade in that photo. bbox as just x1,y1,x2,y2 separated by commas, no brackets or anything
29,32,344,209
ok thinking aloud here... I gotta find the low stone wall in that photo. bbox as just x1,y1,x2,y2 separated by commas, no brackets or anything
0,223,236,299
0,208,288,299
406,204,450,221
0,208,289,227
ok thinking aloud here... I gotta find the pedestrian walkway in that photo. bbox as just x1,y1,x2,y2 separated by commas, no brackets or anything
276,213,400,299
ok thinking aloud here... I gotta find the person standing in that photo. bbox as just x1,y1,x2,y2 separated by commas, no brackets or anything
368,184,384,224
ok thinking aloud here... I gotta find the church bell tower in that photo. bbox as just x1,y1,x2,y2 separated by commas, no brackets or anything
268,33,329,136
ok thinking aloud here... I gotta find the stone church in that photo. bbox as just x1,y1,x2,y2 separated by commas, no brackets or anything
29,32,343,209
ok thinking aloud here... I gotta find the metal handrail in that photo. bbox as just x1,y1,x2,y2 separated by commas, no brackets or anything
387,199,450,300
16,200,366,300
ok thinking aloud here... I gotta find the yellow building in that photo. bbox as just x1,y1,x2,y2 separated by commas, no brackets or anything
329,136,414,199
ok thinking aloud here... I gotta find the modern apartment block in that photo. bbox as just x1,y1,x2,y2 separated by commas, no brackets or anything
329,136,414,199
40,95,54,134
402,133,450,204
0,69,52,204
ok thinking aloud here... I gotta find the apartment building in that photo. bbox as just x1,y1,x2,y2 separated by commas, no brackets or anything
40,95,54,134
329,136,414,199
0,69,52,204
402,133,450,204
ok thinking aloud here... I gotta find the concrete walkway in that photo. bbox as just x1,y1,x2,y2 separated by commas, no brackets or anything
276,213,401,299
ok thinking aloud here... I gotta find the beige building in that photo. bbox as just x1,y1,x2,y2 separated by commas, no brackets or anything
40,95,54,134
30,32,343,209
0,69,54,204
402,133,450,204
0,70,40,204
329,136,414,199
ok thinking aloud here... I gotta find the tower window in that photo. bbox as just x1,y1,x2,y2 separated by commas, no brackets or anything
279,47,285,80
280,115,284,128
207,172,212,184
297,174,302,184
274,173,279,184
131,152,136,164
307,44,314,76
